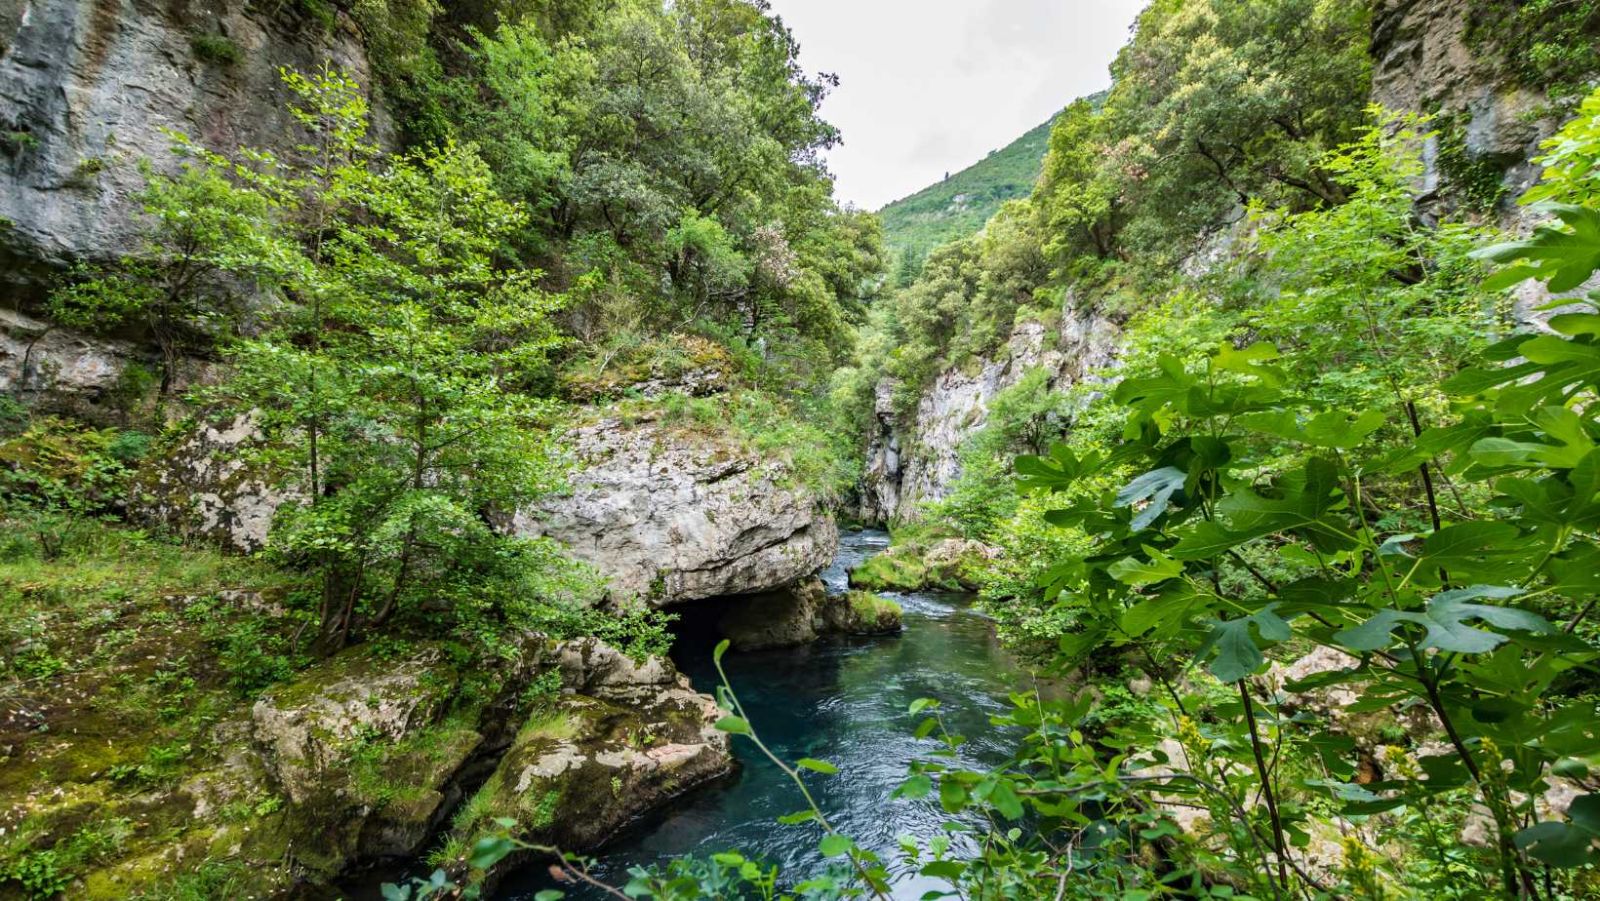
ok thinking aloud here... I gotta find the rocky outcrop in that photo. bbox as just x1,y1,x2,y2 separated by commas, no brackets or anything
514,416,839,606
447,640,734,882
0,623,729,898
134,412,299,551
848,537,997,593
859,302,1117,525
1369,0,1556,205
1369,1,1599,328
715,576,903,651
0,0,383,304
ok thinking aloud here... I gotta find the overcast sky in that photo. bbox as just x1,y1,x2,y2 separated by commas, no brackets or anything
765,0,1147,211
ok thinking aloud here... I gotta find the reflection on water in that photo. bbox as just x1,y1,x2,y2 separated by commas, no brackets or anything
499,530,1031,899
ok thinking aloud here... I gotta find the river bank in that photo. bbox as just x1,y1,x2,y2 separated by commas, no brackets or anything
498,530,1033,900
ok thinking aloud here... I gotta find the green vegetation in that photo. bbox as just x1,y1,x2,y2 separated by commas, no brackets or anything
12,0,1600,898
876,109,1066,271
189,34,241,66
1467,0,1600,99
843,591,901,631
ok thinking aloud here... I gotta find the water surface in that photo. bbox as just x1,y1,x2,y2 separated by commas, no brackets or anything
499,530,1030,899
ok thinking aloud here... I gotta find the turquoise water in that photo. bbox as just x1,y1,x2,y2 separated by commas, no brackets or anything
498,530,1031,899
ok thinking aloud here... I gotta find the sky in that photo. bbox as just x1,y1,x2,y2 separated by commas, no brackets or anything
764,0,1148,211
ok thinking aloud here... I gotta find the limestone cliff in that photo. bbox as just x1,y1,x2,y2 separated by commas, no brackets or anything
0,0,382,304
858,301,1116,525
514,415,839,606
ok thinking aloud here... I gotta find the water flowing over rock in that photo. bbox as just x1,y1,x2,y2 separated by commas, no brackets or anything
859,300,1117,524
514,416,839,605
0,0,382,303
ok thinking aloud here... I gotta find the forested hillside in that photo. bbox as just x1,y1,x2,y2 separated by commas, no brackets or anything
875,108,1067,275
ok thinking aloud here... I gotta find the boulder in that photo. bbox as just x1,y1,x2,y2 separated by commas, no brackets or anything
250,644,463,806
848,538,997,593
513,417,839,606
135,413,301,551
446,650,734,880
821,591,904,637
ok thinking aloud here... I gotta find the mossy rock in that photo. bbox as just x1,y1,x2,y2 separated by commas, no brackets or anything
835,591,904,635
444,688,732,881
847,539,994,593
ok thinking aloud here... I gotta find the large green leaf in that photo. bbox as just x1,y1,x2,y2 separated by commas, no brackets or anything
1515,795,1600,868
1171,457,1351,558
1115,466,1187,531
1336,586,1553,654
1415,522,1537,576
1239,408,1386,449
1474,204,1600,293
1107,546,1183,586
1200,605,1290,682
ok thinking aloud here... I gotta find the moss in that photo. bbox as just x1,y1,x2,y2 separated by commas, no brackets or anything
347,715,483,809
848,540,986,593
188,34,240,66
1433,114,1511,213
847,591,903,629
849,549,939,592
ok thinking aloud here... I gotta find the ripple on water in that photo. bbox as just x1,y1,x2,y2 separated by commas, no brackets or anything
499,531,1030,900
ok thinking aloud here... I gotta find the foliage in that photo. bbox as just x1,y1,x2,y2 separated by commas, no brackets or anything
1522,88,1600,208
189,34,242,66
131,67,572,652
47,147,279,397
877,110,1062,264
429,2,881,370
0,820,132,900
989,92,1600,896
1467,0,1600,99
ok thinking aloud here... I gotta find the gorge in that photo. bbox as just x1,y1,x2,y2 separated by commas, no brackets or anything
3,0,1600,899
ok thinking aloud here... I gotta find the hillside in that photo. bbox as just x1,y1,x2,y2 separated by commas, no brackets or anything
875,115,1055,262
876,90,1109,263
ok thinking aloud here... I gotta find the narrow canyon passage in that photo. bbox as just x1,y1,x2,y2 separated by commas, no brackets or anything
500,531,1030,899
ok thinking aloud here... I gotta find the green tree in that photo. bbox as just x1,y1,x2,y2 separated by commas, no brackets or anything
193,68,574,650
47,145,281,399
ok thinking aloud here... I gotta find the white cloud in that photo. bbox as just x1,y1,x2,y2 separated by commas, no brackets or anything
765,0,1145,210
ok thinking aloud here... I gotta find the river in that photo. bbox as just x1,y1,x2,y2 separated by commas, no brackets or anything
496,530,1032,899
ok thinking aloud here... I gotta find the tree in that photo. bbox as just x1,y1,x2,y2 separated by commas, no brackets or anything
206,69,571,650
48,145,282,399
1101,0,1371,255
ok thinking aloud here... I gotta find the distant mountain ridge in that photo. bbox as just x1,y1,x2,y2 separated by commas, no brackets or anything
876,91,1107,264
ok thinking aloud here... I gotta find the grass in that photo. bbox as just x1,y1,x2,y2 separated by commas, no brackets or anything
0,507,306,691
600,387,856,499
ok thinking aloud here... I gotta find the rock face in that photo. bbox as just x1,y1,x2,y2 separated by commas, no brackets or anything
859,302,1117,524
514,417,839,605
1369,0,1555,203
0,0,382,303
136,413,300,551
1368,1,1597,326
451,638,734,881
